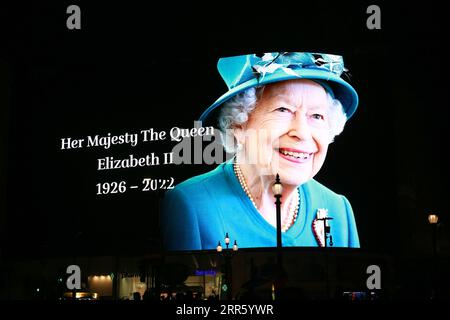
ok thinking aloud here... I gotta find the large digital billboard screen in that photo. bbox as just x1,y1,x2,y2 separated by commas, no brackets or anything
1,1,448,303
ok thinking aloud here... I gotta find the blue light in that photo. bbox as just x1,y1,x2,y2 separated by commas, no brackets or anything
194,269,217,276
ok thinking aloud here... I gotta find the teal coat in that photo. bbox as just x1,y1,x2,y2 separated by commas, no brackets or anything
161,160,359,251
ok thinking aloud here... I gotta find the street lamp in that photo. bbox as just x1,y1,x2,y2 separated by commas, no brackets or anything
272,174,283,253
232,240,238,251
428,214,438,257
317,211,334,299
272,174,284,299
217,233,238,300
428,213,439,299
428,214,439,224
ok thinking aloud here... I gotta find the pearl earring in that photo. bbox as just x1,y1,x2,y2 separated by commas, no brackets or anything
236,142,243,151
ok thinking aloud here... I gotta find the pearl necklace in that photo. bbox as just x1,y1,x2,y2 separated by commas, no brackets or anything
233,161,300,232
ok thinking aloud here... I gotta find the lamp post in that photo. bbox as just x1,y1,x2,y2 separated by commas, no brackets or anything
272,174,283,298
272,174,283,262
217,233,238,300
428,214,439,299
317,215,333,299
428,214,438,257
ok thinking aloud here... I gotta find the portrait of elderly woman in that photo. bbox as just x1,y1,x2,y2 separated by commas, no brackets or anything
161,52,360,251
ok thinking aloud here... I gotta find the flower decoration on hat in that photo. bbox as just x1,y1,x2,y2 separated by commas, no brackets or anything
251,52,346,82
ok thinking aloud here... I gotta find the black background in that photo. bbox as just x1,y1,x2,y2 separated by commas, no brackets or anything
1,1,449,261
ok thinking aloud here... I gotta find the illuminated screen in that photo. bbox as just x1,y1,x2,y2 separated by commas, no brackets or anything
160,52,362,251
2,9,445,254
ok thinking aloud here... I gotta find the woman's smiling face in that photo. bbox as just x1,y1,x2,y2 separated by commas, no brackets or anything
236,79,331,186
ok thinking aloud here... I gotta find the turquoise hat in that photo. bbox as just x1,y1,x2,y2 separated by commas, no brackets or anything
199,52,359,124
